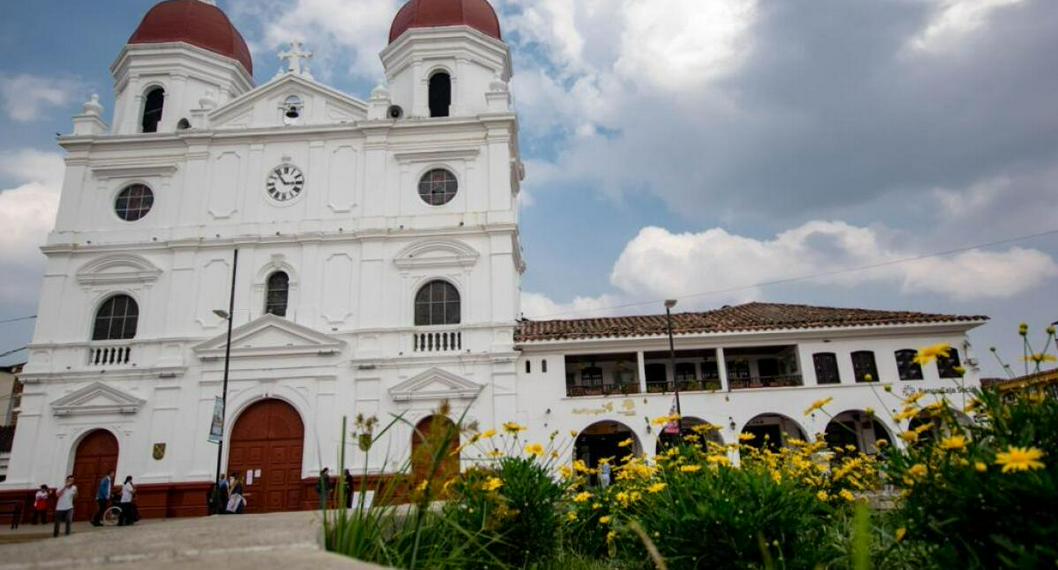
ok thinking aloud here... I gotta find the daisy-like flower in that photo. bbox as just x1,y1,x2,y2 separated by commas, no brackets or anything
706,455,731,467
974,462,987,473
572,491,593,503
566,512,578,522
646,482,667,494
913,343,952,365
939,435,967,452
839,489,855,502
738,433,756,442
995,446,1046,473
482,477,503,492
1023,353,1058,364
895,528,907,543
480,429,497,439
652,414,680,427
899,430,919,444
524,443,545,457
617,438,634,448
903,391,926,406
680,465,702,474
804,397,834,416
599,516,612,525
816,491,829,502
908,464,928,479
502,422,526,435
486,449,505,459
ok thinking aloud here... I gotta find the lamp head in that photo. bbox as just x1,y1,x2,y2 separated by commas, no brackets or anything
213,309,231,320
664,299,678,309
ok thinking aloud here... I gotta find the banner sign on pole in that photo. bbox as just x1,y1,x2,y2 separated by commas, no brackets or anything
208,397,224,444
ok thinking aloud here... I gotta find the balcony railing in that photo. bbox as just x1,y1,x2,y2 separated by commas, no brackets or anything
412,330,462,353
567,383,642,397
728,374,803,390
646,379,723,394
88,344,133,367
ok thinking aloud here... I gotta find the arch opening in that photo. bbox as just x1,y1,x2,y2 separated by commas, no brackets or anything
428,72,451,118
411,415,460,485
824,410,892,454
227,398,305,513
741,413,807,451
574,420,639,486
142,87,165,133
72,429,119,521
655,416,724,455
265,271,290,317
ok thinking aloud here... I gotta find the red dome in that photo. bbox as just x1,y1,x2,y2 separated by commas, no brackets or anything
129,0,253,75
389,0,502,44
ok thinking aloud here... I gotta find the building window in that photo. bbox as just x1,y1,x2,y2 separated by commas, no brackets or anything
418,169,458,206
645,363,667,386
114,184,154,221
581,366,603,386
92,295,139,341
542,359,548,373
428,72,451,118
701,360,719,380
851,351,879,383
895,349,923,380
674,362,697,382
414,280,461,326
142,87,165,133
525,360,531,374
265,271,290,317
813,353,841,385
937,348,963,378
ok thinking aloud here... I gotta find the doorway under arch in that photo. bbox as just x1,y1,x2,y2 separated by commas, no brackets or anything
574,420,640,479
411,415,460,485
824,410,893,453
741,413,807,451
72,429,119,520
655,416,724,454
227,398,305,513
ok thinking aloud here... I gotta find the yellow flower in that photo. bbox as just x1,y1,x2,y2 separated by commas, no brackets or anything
480,429,497,439
893,407,919,422
804,397,834,416
573,491,593,503
599,516,612,524
974,462,987,473
652,414,679,427
1023,353,1058,364
908,464,928,479
569,430,578,438
899,430,919,444
865,407,875,417
566,512,578,522
1019,322,1029,336
592,502,602,510
903,391,926,406
647,482,667,494
707,455,731,467
415,480,428,492
617,438,634,448
876,439,889,448
559,465,573,479
839,489,855,502
680,464,702,474
995,446,1046,473
816,491,829,502
913,343,951,365
487,449,505,459
895,528,907,543
739,433,756,442
939,436,967,452
615,491,631,507
573,459,590,473
606,530,616,543
503,422,526,435
524,443,545,457
482,477,503,492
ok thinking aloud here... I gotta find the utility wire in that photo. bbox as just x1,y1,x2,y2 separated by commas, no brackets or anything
527,227,1058,320
0,315,35,325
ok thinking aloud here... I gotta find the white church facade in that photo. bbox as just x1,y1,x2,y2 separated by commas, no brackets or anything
0,0,987,518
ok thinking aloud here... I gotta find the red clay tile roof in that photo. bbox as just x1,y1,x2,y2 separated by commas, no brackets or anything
129,0,253,75
389,0,502,44
515,302,987,342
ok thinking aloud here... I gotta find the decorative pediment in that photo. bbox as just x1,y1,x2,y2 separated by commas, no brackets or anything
51,382,145,417
389,368,484,402
193,314,345,359
210,74,367,129
394,240,479,270
76,254,162,286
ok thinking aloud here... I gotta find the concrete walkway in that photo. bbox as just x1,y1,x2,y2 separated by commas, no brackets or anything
0,512,385,569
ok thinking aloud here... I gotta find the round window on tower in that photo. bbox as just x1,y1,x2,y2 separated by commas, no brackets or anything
417,169,458,206
115,184,154,221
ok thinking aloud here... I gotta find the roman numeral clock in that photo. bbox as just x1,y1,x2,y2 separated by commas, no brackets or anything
266,164,305,202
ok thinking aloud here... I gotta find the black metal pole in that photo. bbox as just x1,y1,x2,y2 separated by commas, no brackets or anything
666,304,683,438
214,248,238,488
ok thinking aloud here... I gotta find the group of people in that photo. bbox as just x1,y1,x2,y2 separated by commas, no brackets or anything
316,467,357,509
30,471,138,538
209,472,246,514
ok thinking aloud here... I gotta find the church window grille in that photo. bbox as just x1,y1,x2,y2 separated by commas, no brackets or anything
265,271,290,317
141,88,165,133
851,351,879,383
428,72,451,118
92,295,139,341
115,184,154,222
414,280,461,326
895,349,924,380
418,169,458,206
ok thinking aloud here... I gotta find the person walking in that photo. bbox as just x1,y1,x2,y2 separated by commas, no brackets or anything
53,476,77,538
317,468,331,510
226,473,245,514
32,485,50,525
598,460,612,489
215,473,229,515
343,468,354,508
91,470,113,527
118,476,136,526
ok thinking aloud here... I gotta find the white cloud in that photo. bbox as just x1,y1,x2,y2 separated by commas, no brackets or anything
0,150,63,304
520,291,621,320
911,0,1026,52
0,74,82,122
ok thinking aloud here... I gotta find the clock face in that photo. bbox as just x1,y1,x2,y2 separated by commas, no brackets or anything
266,165,305,202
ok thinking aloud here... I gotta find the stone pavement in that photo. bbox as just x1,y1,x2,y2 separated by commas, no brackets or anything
0,511,386,569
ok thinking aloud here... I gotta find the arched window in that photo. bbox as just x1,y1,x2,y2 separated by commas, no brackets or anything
895,349,923,380
265,271,290,317
428,72,451,118
414,280,460,326
114,184,154,222
92,295,139,341
851,351,879,383
142,87,165,133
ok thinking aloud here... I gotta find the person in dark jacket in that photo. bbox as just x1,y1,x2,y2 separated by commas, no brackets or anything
343,468,354,508
317,468,331,510
91,470,113,526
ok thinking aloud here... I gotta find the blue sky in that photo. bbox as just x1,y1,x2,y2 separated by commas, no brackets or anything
2,0,1058,375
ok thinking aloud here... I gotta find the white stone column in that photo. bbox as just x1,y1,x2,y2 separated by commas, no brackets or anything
636,351,647,394
717,347,730,392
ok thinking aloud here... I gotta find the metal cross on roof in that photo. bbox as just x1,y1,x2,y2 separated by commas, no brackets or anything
278,41,313,76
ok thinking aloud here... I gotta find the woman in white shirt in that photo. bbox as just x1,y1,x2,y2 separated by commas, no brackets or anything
118,476,136,526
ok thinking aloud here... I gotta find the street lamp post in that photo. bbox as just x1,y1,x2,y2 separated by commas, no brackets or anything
213,249,238,493
665,299,683,438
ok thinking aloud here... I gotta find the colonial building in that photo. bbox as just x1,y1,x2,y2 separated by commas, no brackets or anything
0,0,986,518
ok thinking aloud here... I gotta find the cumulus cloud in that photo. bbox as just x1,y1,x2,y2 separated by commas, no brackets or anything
911,0,1027,52
0,150,64,305
0,74,81,122
523,220,1058,318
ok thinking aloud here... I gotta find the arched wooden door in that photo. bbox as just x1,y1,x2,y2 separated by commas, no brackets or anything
227,399,304,513
72,430,119,520
411,415,460,485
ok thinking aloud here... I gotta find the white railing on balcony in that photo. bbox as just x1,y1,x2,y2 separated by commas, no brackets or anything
88,344,133,367
412,330,462,353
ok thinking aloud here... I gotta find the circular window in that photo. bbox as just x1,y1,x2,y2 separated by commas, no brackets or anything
115,184,154,221
418,169,458,206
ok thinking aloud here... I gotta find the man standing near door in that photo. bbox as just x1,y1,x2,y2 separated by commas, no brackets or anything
91,470,113,526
